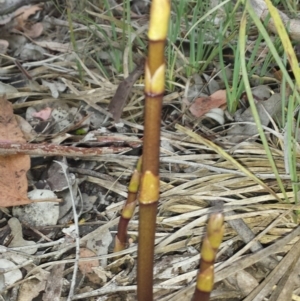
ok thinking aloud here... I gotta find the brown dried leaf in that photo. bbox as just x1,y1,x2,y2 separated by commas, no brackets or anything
14,5,42,30
24,22,43,38
109,62,144,122
42,264,65,301
78,248,100,284
0,96,26,143
13,5,43,38
15,115,37,141
0,154,31,207
0,40,9,54
34,41,72,53
0,96,31,207
189,89,227,118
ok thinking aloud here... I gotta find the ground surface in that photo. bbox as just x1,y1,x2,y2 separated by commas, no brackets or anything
0,1,300,300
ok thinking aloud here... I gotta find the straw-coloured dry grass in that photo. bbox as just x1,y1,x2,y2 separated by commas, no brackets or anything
3,54,300,299
1,1,300,300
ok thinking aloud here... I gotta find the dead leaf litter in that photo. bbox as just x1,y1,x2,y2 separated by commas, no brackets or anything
0,1,300,301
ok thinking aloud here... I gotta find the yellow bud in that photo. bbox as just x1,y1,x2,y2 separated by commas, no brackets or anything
145,62,165,95
196,266,214,292
148,0,171,41
139,171,159,204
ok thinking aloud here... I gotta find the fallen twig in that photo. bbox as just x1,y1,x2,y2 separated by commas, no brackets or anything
0,142,130,157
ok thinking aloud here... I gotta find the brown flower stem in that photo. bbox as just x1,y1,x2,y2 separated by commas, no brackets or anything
192,213,224,301
137,1,170,300
114,157,142,252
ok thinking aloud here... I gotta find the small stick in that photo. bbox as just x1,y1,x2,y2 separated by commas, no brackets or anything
0,142,130,157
